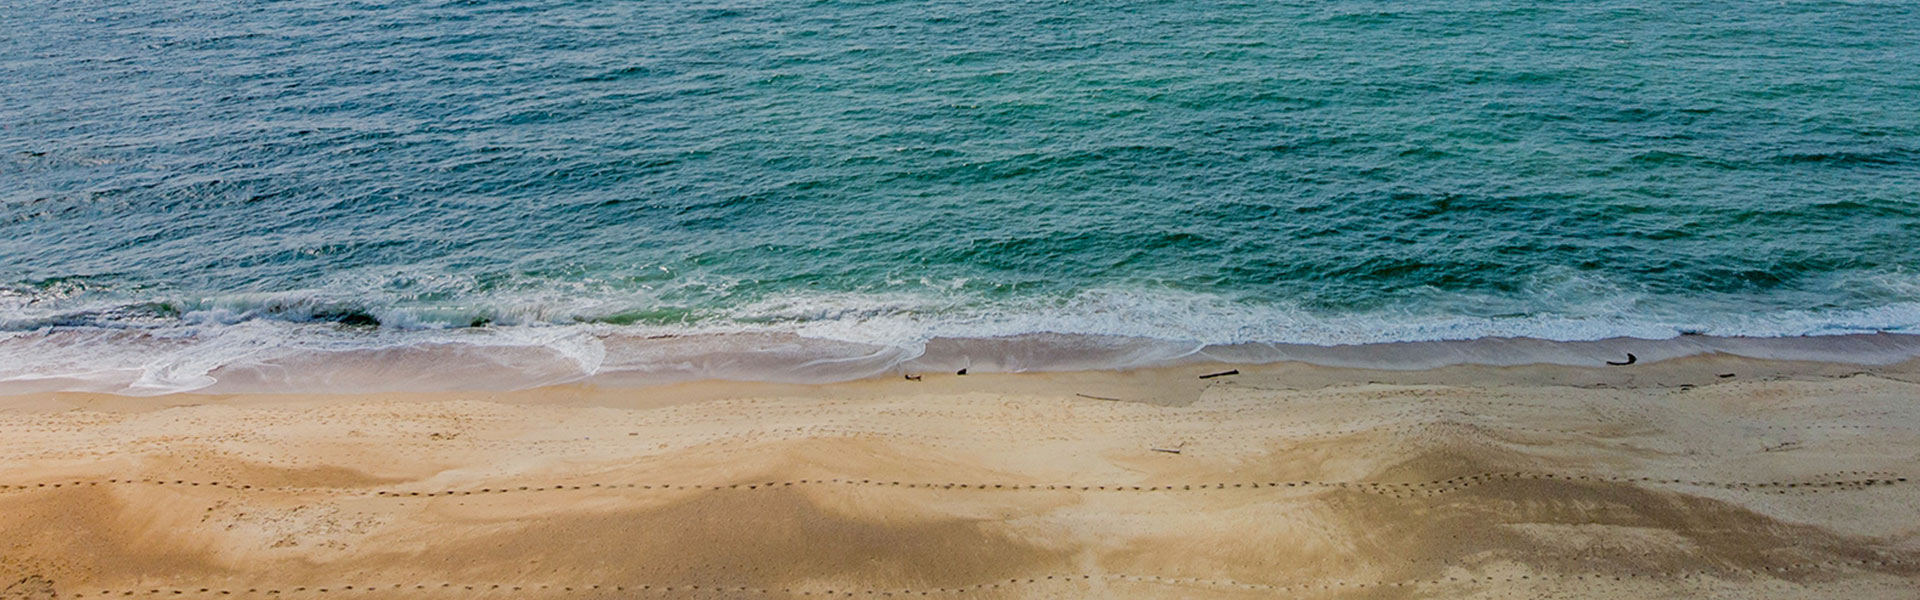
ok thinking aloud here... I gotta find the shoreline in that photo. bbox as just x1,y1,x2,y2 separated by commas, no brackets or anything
6,329,1920,397
11,346,1920,417
9,350,1920,414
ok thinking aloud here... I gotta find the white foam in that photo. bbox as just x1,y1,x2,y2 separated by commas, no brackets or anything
719,287,1920,347
5,286,1920,395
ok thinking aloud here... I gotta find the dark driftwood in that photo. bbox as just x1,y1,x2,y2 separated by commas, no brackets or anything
1606,353,1637,366
1198,369,1239,379
1075,393,1122,401
1150,447,1183,454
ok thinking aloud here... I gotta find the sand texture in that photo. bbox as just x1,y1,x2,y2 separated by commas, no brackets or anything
3,358,1919,599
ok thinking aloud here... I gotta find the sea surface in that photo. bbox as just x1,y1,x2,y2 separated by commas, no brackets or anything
4,0,1920,393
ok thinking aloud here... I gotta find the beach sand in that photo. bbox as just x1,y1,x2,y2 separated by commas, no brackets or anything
4,356,1919,598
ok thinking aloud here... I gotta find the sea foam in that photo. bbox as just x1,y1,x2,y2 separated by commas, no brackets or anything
5,287,1920,396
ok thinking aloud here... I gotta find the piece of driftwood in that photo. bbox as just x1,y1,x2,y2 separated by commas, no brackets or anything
1075,393,1122,401
904,374,922,382
1198,369,1239,379
1606,353,1637,366
1150,441,1188,454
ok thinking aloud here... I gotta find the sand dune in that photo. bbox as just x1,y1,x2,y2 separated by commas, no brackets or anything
4,358,1918,598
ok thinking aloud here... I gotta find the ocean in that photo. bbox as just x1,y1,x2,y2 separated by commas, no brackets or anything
4,0,1920,394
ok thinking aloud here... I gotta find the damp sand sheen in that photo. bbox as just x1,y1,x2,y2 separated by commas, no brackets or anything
4,355,1919,599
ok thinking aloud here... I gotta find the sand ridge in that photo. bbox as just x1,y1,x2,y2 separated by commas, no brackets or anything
3,358,1919,598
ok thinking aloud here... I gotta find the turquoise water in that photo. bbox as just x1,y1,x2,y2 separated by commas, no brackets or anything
4,0,1920,392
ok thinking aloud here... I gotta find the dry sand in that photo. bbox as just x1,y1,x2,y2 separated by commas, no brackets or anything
4,356,1919,598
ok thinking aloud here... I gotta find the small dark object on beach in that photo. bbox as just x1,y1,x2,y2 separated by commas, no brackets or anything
1606,353,1637,366
956,368,967,375
1199,369,1239,379
1076,393,1122,401
1150,447,1182,454
904,374,921,382
1718,373,1736,378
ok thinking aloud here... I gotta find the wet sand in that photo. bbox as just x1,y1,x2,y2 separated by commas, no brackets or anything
3,356,1919,598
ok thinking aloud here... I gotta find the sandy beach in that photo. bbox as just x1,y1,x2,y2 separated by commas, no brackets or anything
4,356,1919,599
